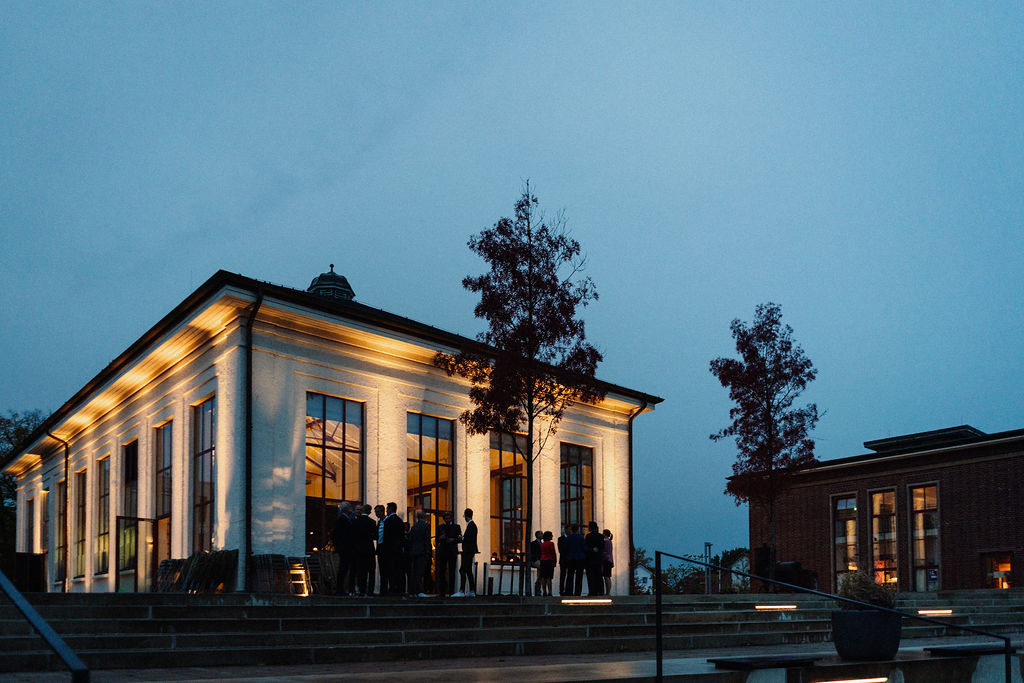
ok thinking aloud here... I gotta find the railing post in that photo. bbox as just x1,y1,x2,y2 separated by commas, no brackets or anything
1005,636,1012,683
0,570,89,681
655,550,663,681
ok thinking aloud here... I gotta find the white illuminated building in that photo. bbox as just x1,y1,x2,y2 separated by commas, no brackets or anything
3,268,660,594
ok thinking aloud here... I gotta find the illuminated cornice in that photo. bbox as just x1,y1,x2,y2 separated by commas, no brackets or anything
2,288,250,473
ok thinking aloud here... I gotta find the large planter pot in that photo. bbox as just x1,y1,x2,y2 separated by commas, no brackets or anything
831,609,902,661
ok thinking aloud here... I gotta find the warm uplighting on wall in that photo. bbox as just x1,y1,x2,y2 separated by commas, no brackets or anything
754,604,797,610
561,598,612,605
917,608,953,616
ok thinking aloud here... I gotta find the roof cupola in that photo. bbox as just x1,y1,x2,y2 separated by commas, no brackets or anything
307,264,355,301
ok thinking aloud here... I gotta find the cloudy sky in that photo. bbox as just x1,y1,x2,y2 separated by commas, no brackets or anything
2,2,1021,557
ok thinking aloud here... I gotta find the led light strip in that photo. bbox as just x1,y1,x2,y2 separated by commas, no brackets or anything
918,608,953,615
560,598,613,605
754,604,798,610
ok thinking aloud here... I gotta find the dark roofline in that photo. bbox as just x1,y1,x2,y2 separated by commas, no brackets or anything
5,269,663,467
863,424,986,453
808,426,1024,471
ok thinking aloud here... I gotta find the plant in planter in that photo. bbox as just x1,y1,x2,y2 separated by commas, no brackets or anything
831,571,902,661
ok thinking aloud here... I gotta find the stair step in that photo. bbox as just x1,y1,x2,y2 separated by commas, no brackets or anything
2,591,1022,675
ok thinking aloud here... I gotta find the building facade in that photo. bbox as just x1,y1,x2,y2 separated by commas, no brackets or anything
749,425,1024,592
3,269,661,594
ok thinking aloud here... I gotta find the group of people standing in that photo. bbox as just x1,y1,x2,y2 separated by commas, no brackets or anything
332,503,613,598
330,502,478,597
531,521,614,597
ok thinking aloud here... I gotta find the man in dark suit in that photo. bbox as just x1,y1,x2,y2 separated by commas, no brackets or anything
563,524,587,596
455,508,478,596
373,504,387,595
382,502,405,594
435,510,461,597
351,504,377,596
584,521,605,596
406,509,431,596
557,528,569,595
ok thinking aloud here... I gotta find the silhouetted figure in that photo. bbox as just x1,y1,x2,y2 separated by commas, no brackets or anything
557,528,569,595
539,531,556,596
382,502,405,594
351,504,377,596
563,524,586,596
436,511,461,596
584,521,604,596
456,508,478,596
602,529,614,595
407,510,430,596
374,504,388,594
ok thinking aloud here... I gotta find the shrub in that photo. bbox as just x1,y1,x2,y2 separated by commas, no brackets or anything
837,571,896,609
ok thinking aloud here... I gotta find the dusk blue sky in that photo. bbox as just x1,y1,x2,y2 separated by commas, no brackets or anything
2,3,1021,557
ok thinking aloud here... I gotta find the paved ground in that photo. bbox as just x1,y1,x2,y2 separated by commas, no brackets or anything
6,635,1017,682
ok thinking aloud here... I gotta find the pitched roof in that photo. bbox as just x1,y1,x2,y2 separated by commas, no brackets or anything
4,269,662,468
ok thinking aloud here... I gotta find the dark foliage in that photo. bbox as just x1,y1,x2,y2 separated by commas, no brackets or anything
1,409,48,573
435,184,605,559
709,303,819,576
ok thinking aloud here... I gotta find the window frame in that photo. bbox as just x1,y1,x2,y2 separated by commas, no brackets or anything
192,397,216,553
155,421,173,520
406,412,455,538
304,392,364,553
559,442,594,532
982,552,1013,589
908,482,940,592
869,488,898,589
73,469,87,579
94,456,110,575
154,421,173,566
54,479,67,583
25,496,35,554
831,492,859,591
119,440,139,571
489,431,527,561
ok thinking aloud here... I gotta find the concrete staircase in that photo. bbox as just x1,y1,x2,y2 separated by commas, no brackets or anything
2,590,1023,675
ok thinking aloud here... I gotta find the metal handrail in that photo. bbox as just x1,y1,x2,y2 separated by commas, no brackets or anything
654,550,1013,683
0,569,90,682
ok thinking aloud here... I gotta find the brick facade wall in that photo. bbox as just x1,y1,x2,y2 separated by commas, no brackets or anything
748,437,1024,592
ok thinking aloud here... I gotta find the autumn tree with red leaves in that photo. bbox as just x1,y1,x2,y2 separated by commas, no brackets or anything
435,185,604,577
709,303,819,581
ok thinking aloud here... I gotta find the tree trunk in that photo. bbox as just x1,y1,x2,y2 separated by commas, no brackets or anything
768,497,777,590
524,415,535,596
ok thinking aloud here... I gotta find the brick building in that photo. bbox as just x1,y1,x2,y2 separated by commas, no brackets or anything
749,425,1024,593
